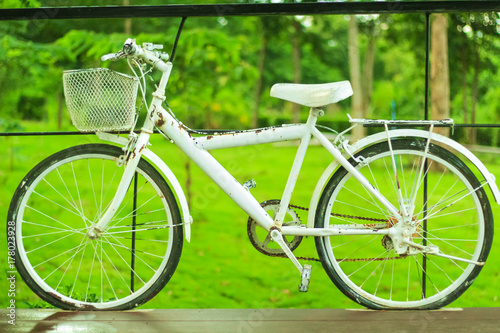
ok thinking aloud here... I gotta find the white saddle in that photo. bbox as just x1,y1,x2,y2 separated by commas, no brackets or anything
270,81,353,108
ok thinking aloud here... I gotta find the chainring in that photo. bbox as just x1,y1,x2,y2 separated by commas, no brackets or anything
247,200,303,257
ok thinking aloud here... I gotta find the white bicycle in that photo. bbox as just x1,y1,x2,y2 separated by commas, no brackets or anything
8,38,498,310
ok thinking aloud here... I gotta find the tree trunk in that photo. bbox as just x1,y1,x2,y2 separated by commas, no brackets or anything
124,0,132,35
430,14,450,138
252,31,267,128
361,33,379,118
470,44,480,145
291,18,302,124
460,49,468,128
348,15,364,142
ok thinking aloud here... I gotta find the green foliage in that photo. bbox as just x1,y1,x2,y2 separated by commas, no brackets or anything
1,0,40,9
0,118,24,132
23,301,56,309
167,26,258,128
0,5,498,134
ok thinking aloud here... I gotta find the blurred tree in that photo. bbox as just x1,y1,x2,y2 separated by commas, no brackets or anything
251,16,271,128
349,12,384,142
430,13,450,138
450,12,500,144
348,13,363,141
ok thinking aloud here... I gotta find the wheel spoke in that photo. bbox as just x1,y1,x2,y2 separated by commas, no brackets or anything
25,205,82,233
42,178,83,219
26,232,80,254
33,240,90,269
22,220,86,235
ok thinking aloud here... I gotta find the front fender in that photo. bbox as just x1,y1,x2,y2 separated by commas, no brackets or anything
97,132,192,242
142,148,193,242
306,129,500,228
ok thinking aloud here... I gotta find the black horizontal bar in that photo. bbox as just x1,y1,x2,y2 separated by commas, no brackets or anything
0,131,152,137
1,1,499,21
1,123,499,137
0,131,103,136
363,123,500,128
453,124,500,128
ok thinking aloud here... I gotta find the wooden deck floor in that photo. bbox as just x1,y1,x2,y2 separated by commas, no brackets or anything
2,308,500,333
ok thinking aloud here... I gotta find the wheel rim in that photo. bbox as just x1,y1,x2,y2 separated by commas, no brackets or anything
15,152,177,309
319,145,488,308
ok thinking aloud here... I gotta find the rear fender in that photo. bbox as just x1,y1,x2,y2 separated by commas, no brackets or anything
306,129,499,228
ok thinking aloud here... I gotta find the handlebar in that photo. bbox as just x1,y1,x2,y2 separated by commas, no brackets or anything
101,38,170,65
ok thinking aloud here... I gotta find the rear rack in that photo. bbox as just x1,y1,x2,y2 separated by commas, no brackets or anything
348,115,454,128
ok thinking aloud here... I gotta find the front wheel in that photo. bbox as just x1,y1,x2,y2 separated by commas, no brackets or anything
8,144,183,310
315,138,493,309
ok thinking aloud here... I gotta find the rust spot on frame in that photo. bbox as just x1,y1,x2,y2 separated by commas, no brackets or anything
150,104,157,118
155,111,166,127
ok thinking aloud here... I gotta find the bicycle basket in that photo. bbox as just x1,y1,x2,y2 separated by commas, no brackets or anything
63,68,139,132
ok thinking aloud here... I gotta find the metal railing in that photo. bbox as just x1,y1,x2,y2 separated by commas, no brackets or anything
1,1,499,19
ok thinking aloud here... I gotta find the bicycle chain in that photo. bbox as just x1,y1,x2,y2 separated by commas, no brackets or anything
288,204,388,223
257,203,404,263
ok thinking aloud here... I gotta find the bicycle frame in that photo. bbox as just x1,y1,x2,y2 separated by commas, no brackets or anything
92,60,400,242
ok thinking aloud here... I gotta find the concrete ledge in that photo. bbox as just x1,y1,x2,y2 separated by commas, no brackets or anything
1,308,499,333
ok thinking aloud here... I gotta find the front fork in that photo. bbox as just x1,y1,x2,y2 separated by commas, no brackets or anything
87,127,153,239
89,62,173,237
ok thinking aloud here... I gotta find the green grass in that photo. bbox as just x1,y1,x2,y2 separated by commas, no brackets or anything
1,131,499,309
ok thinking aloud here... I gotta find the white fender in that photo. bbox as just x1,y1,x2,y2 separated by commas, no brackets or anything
306,129,500,229
97,132,192,242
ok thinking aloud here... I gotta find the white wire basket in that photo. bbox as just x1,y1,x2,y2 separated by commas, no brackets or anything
63,68,139,132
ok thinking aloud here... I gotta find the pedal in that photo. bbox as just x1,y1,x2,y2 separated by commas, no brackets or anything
298,264,312,292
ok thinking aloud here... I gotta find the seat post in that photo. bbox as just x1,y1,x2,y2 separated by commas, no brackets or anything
306,107,325,126
274,106,323,228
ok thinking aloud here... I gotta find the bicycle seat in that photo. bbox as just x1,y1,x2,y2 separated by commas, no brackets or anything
270,81,353,108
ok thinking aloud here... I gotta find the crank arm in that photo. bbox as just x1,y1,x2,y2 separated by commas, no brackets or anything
269,228,313,292
270,228,303,273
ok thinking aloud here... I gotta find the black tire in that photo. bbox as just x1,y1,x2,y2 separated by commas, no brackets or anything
8,144,183,310
315,138,493,309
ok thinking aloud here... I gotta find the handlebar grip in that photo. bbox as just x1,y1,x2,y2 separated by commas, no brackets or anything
159,52,170,61
101,53,117,62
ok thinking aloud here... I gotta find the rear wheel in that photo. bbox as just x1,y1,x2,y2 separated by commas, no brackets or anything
315,138,493,309
8,144,183,310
